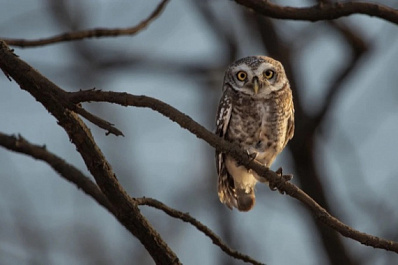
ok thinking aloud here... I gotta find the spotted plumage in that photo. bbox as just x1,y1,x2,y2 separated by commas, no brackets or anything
215,56,294,211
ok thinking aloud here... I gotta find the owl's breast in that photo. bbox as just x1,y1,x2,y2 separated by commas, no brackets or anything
226,98,290,165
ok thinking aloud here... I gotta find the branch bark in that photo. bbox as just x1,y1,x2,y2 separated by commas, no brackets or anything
136,197,264,265
66,90,398,253
235,1,398,24
0,132,262,265
0,41,180,265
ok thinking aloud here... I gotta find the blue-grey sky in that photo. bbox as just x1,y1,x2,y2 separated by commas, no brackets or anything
1,1,398,264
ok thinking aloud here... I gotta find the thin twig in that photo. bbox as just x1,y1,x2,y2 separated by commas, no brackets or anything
235,0,398,25
3,0,170,47
136,197,264,265
74,105,124,136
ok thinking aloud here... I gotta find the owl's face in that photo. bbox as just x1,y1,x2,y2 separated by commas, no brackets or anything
224,56,288,97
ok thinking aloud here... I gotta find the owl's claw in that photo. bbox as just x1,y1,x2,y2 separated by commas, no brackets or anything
269,167,293,194
247,150,257,161
236,150,257,168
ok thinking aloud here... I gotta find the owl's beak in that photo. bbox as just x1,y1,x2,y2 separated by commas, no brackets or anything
253,77,259,94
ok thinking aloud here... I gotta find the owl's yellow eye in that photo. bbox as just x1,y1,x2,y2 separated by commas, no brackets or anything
236,71,247,81
264,70,274,79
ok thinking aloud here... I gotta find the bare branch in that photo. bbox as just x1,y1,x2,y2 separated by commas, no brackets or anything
2,0,170,47
0,40,180,265
0,132,262,264
0,132,116,215
74,104,124,136
67,88,398,253
235,0,398,25
136,197,264,265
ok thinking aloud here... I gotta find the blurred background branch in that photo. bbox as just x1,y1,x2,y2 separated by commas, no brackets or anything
2,0,170,47
235,0,398,24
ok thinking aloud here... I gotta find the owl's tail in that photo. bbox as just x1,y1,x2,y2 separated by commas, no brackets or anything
218,173,238,210
218,174,256,211
236,188,255,212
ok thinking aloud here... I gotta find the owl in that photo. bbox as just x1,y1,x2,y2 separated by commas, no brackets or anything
215,56,294,212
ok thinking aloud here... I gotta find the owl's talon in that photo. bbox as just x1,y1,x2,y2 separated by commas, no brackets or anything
269,167,293,194
247,151,257,161
236,151,257,167
282,174,293,182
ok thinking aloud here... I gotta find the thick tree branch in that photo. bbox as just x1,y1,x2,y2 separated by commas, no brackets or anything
66,88,398,253
0,41,180,265
2,0,170,47
235,0,398,25
0,132,262,265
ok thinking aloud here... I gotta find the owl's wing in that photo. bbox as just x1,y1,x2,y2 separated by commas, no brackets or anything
283,109,295,148
215,91,232,174
215,91,237,209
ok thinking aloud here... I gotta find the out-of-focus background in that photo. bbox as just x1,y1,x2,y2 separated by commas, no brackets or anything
1,1,398,264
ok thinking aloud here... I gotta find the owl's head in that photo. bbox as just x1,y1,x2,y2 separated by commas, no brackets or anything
224,56,288,97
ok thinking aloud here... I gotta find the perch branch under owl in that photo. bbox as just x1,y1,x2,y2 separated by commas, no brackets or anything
66,88,398,252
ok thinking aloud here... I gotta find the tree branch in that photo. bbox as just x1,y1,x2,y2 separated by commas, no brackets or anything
235,0,398,25
136,197,264,265
2,0,170,47
0,131,262,265
0,132,116,215
66,88,398,253
0,40,180,265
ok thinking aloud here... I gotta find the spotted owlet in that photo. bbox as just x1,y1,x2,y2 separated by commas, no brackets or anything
215,56,294,211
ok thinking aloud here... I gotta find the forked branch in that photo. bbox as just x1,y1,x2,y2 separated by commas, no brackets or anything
0,40,179,265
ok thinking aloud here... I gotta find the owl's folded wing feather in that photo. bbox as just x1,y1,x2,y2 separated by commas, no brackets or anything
283,111,295,148
215,91,233,174
215,91,237,209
